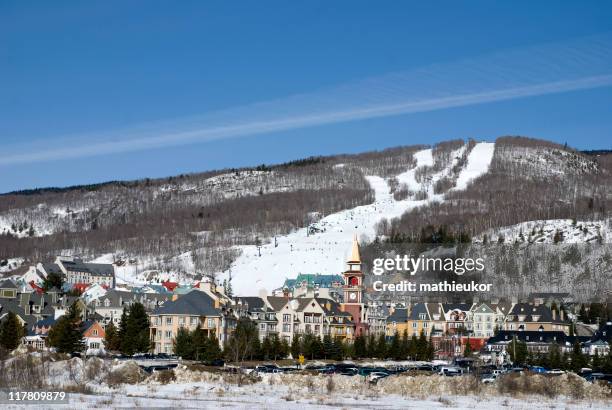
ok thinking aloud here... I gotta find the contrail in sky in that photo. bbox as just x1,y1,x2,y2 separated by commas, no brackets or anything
2,33,612,166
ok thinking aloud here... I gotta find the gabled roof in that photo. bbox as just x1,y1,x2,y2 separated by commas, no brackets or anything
472,303,496,314
488,330,589,345
386,308,409,323
59,259,114,277
152,290,220,316
442,303,472,312
408,303,430,320
41,263,63,275
234,296,266,311
34,317,56,328
0,278,17,289
508,303,568,324
266,296,289,311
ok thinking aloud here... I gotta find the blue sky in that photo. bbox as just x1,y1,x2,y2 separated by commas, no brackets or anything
1,1,612,193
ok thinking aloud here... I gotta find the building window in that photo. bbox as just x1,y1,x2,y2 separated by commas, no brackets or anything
283,324,290,332
92,329,98,336
418,313,426,320
412,322,417,328
179,317,185,326
207,318,215,328
190,317,198,326
166,317,173,325
283,314,291,323
260,323,266,331
90,342,100,349
165,330,172,339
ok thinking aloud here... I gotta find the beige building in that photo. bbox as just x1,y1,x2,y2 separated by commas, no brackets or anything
149,288,227,354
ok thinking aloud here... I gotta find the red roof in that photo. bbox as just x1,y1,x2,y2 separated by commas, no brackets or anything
30,281,44,295
162,280,179,291
72,283,90,293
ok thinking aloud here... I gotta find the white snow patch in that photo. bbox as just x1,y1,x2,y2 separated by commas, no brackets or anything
454,142,495,190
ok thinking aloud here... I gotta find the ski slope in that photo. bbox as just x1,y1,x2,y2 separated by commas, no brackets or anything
454,142,495,190
223,142,496,296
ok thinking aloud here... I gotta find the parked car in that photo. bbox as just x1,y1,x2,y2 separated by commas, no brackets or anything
529,366,547,374
439,367,462,376
368,372,389,383
204,359,225,367
481,374,497,384
548,369,565,375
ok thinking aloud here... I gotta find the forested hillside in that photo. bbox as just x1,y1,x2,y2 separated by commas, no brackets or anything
1,137,610,291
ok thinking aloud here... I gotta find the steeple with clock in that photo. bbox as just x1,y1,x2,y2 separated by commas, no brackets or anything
343,234,364,304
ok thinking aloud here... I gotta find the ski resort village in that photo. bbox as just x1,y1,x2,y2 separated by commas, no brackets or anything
0,138,611,407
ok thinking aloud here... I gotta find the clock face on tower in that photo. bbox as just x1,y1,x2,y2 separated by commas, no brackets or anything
349,292,357,301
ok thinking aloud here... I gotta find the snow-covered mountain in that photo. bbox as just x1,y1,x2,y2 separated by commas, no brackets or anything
1,137,610,298
223,142,495,295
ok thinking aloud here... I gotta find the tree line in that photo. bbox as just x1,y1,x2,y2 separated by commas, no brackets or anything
507,337,612,373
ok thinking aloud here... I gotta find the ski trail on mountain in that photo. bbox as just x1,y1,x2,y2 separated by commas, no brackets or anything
223,142,495,295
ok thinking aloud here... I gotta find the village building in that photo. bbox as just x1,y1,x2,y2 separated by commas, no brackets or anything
340,235,368,337
504,302,571,334
88,289,171,327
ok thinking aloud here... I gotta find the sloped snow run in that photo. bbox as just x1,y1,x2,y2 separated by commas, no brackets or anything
454,142,495,190
222,142,495,296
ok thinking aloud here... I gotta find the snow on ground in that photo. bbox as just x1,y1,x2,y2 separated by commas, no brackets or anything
474,218,611,244
91,253,193,286
18,386,608,410
223,142,495,296
453,142,495,190
0,257,24,273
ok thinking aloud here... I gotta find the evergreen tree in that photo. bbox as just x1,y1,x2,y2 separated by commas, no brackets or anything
249,331,262,360
561,352,571,370
291,335,301,359
389,332,401,360
425,336,435,361
508,336,528,365
322,334,333,359
400,329,409,359
366,334,377,358
570,340,587,372
280,338,289,360
202,331,222,361
463,339,472,357
261,336,271,360
0,312,24,351
174,327,194,359
43,271,64,291
118,307,129,344
591,351,601,372
376,333,387,359
271,334,283,360
353,335,367,359
225,318,259,364
48,303,85,354
548,342,562,369
121,302,150,355
408,334,418,359
416,330,428,360
330,337,343,361
602,349,612,373
104,322,120,351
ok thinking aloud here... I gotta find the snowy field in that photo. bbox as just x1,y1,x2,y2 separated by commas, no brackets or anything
222,142,495,296
2,356,609,410
12,386,608,410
